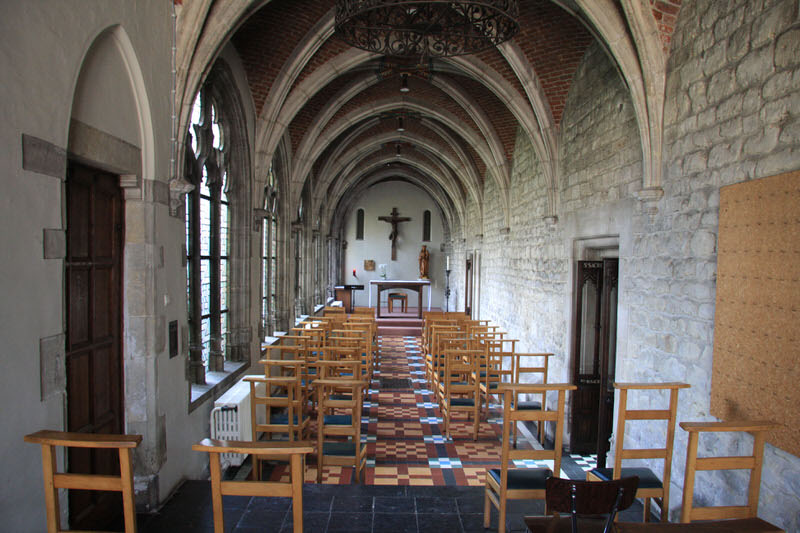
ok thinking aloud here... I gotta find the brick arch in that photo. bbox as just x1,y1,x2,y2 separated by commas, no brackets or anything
320,131,473,219
291,97,500,213
325,153,467,238
313,117,482,201
327,167,460,243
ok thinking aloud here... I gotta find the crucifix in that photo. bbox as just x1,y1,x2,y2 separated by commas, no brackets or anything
378,207,411,260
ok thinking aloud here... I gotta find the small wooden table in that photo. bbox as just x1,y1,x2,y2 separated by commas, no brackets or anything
369,279,431,318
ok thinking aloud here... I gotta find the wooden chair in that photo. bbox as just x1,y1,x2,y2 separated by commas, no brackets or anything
484,383,576,533
244,371,309,480
439,347,482,441
525,476,640,533
387,292,408,313
193,439,312,533
476,339,516,419
314,378,368,483
586,382,689,522
510,352,553,446
680,420,779,526
24,430,142,533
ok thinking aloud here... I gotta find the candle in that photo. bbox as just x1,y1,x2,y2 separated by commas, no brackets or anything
446,256,450,270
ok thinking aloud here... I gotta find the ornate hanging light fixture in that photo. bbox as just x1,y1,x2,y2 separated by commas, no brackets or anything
335,1,520,59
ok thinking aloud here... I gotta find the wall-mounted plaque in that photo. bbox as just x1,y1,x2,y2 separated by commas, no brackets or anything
364,260,375,271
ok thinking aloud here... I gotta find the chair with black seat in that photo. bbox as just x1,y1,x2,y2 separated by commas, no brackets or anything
586,382,689,522
315,378,368,483
387,291,408,313
525,476,639,533
439,347,482,441
484,383,577,533
510,352,553,446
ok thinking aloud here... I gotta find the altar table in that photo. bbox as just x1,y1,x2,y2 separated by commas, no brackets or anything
368,280,431,318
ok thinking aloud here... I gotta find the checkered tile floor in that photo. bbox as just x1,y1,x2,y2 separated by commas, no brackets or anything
264,335,596,486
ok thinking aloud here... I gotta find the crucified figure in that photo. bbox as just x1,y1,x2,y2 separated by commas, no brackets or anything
378,207,411,260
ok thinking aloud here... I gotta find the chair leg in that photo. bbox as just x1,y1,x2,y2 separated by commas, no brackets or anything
290,454,304,533
484,487,492,528
209,452,225,533
498,495,507,533
643,497,651,522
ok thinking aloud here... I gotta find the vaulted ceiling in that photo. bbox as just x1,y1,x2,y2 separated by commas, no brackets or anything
176,0,682,234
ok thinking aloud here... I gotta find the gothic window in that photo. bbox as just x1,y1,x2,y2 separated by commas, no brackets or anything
356,208,365,240
294,199,305,318
261,165,278,337
423,209,431,241
185,88,230,381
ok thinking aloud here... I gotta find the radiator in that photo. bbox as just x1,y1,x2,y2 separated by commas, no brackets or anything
209,377,264,468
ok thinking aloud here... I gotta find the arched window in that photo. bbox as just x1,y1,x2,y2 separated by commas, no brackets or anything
294,198,305,318
356,208,365,240
423,209,431,241
185,88,230,380
261,166,278,337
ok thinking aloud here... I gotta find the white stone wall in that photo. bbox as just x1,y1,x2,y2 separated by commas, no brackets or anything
656,0,800,526
465,1,800,529
342,181,447,308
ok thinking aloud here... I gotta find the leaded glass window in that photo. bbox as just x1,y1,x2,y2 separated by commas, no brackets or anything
185,88,230,379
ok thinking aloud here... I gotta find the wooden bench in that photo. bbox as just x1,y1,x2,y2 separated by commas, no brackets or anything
24,429,142,533
193,439,312,533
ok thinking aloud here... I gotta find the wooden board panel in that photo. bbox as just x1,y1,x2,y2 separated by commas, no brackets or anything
711,170,800,457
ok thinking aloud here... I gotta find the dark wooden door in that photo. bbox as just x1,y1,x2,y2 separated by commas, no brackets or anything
569,258,618,462
66,162,125,529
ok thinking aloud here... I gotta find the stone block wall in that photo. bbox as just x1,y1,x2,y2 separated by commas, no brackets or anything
454,0,800,528
656,0,800,526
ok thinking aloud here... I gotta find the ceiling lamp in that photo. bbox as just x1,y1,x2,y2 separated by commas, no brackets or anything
400,73,410,92
335,1,520,59
397,116,405,131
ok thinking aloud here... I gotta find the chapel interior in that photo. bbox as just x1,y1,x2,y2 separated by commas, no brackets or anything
3,1,800,532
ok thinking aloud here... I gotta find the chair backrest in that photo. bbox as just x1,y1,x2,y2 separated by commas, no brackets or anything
546,476,639,533
679,420,778,523
498,383,576,477
24,430,142,533
611,383,689,486
546,476,639,515
193,439,312,533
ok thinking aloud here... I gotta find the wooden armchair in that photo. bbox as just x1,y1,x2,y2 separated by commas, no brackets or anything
440,348,482,441
314,378,368,483
193,439,312,533
586,382,689,522
680,420,779,527
24,430,142,533
510,352,553,445
484,383,576,533
244,371,309,480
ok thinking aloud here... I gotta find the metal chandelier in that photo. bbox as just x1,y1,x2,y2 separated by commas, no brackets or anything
334,0,520,58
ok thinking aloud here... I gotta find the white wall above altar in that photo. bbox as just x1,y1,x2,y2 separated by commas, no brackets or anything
342,180,445,308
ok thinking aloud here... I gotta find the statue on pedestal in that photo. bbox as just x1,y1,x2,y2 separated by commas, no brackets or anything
419,245,430,279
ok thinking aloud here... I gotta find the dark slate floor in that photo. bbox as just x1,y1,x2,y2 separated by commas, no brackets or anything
133,479,648,533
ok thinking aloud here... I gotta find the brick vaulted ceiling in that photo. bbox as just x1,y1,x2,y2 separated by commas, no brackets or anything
215,0,682,226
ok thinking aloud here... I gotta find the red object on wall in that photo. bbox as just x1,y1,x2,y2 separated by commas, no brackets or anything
352,268,357,277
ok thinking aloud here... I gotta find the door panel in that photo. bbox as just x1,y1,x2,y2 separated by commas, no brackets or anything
570,259,618,459
66,162,124,530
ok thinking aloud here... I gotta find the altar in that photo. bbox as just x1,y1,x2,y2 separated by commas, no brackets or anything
368,280,431,318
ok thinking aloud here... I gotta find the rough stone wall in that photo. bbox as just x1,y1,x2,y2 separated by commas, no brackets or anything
561,44,644,212
655,0,800,527
479,133,567,359
474,39,642,386
465,1,800,526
